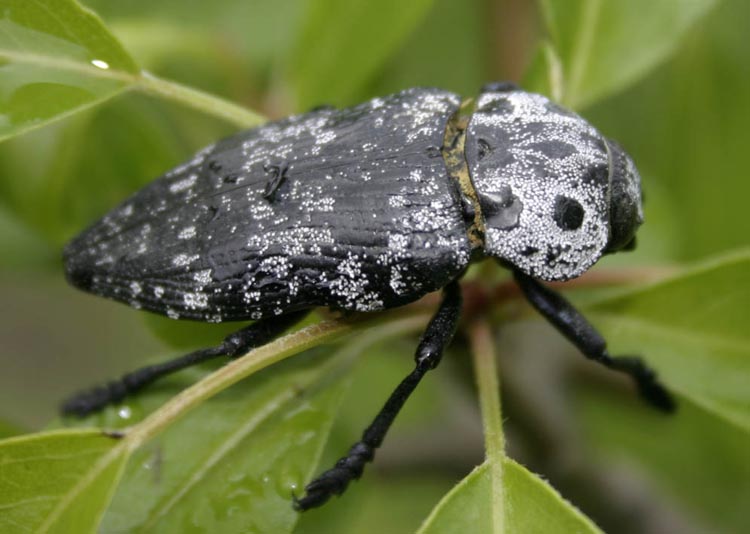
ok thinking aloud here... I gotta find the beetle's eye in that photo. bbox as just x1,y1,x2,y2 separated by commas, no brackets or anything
553,195,584,231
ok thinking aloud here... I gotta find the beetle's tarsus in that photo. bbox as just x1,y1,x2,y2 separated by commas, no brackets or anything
294,280,463,511
60,311,307,417
513,270,676,412
293,441,374,510
609,355,676,412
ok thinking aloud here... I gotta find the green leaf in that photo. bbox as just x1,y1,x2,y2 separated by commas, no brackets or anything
371,0,487,100
0,95,190,245
99,349,351,533
585,0,750,260
288,0,435,109
577,388,750,534
52,315,428,532
417,460,602,534
0,0,139,141
0,204,53,268
0,429,128,533
586,250,750,431
85,0,305,70
4,318,366,533
527,0,718,108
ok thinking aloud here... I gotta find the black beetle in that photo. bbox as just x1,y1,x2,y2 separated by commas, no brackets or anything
62,83,674,510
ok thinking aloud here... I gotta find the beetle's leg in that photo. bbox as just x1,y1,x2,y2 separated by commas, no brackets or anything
294,280,462,511
513,270,675,412
61,311,308,417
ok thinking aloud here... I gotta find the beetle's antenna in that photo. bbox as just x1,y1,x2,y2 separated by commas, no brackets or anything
293,280,463,511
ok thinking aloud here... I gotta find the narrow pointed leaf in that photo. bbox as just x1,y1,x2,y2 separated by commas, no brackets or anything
527,0,718,108
288,0,435,109
0,0,139,141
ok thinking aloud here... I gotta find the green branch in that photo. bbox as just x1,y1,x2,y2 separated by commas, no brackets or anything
470,318,505,533
136,71,266,129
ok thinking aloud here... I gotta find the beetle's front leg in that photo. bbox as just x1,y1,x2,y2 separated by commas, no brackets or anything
513,270,675,412
293,280,463,511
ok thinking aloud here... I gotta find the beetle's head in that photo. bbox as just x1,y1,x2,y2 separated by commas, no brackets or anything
465,84,643,281
603,138,643,253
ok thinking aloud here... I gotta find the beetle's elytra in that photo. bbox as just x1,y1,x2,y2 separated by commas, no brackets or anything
62,84,674,511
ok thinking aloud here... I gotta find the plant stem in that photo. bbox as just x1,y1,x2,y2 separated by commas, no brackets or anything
136,71,266,128
469,318,505,533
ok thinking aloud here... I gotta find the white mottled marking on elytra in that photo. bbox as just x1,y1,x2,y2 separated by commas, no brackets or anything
178,226,196,239
172,253,199,267
184,292,209,309
169,174,197,193
194,269,212,285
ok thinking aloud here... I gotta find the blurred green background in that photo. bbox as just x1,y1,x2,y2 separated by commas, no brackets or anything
0,0,748,533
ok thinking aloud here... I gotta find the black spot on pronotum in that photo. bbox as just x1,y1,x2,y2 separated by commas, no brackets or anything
479,184,523,230
477,138,491,160
482,97,515,116
527,140,577,159
582,164,608,185
553,196,585,231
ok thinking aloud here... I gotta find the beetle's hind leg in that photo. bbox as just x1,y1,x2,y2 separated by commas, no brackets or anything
513,270,676,412
61,311,308,417
294,280,462,511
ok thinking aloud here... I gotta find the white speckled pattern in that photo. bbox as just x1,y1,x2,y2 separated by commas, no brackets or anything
466,90,615,281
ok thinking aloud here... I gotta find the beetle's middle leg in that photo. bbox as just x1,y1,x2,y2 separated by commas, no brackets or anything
293,279,462,511
61,311,308,417
513,270,676,412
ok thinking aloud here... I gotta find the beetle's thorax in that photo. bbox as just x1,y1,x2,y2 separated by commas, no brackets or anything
462,89,614,281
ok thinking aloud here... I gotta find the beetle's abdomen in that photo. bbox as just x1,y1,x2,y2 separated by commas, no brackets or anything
64,88,470,321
